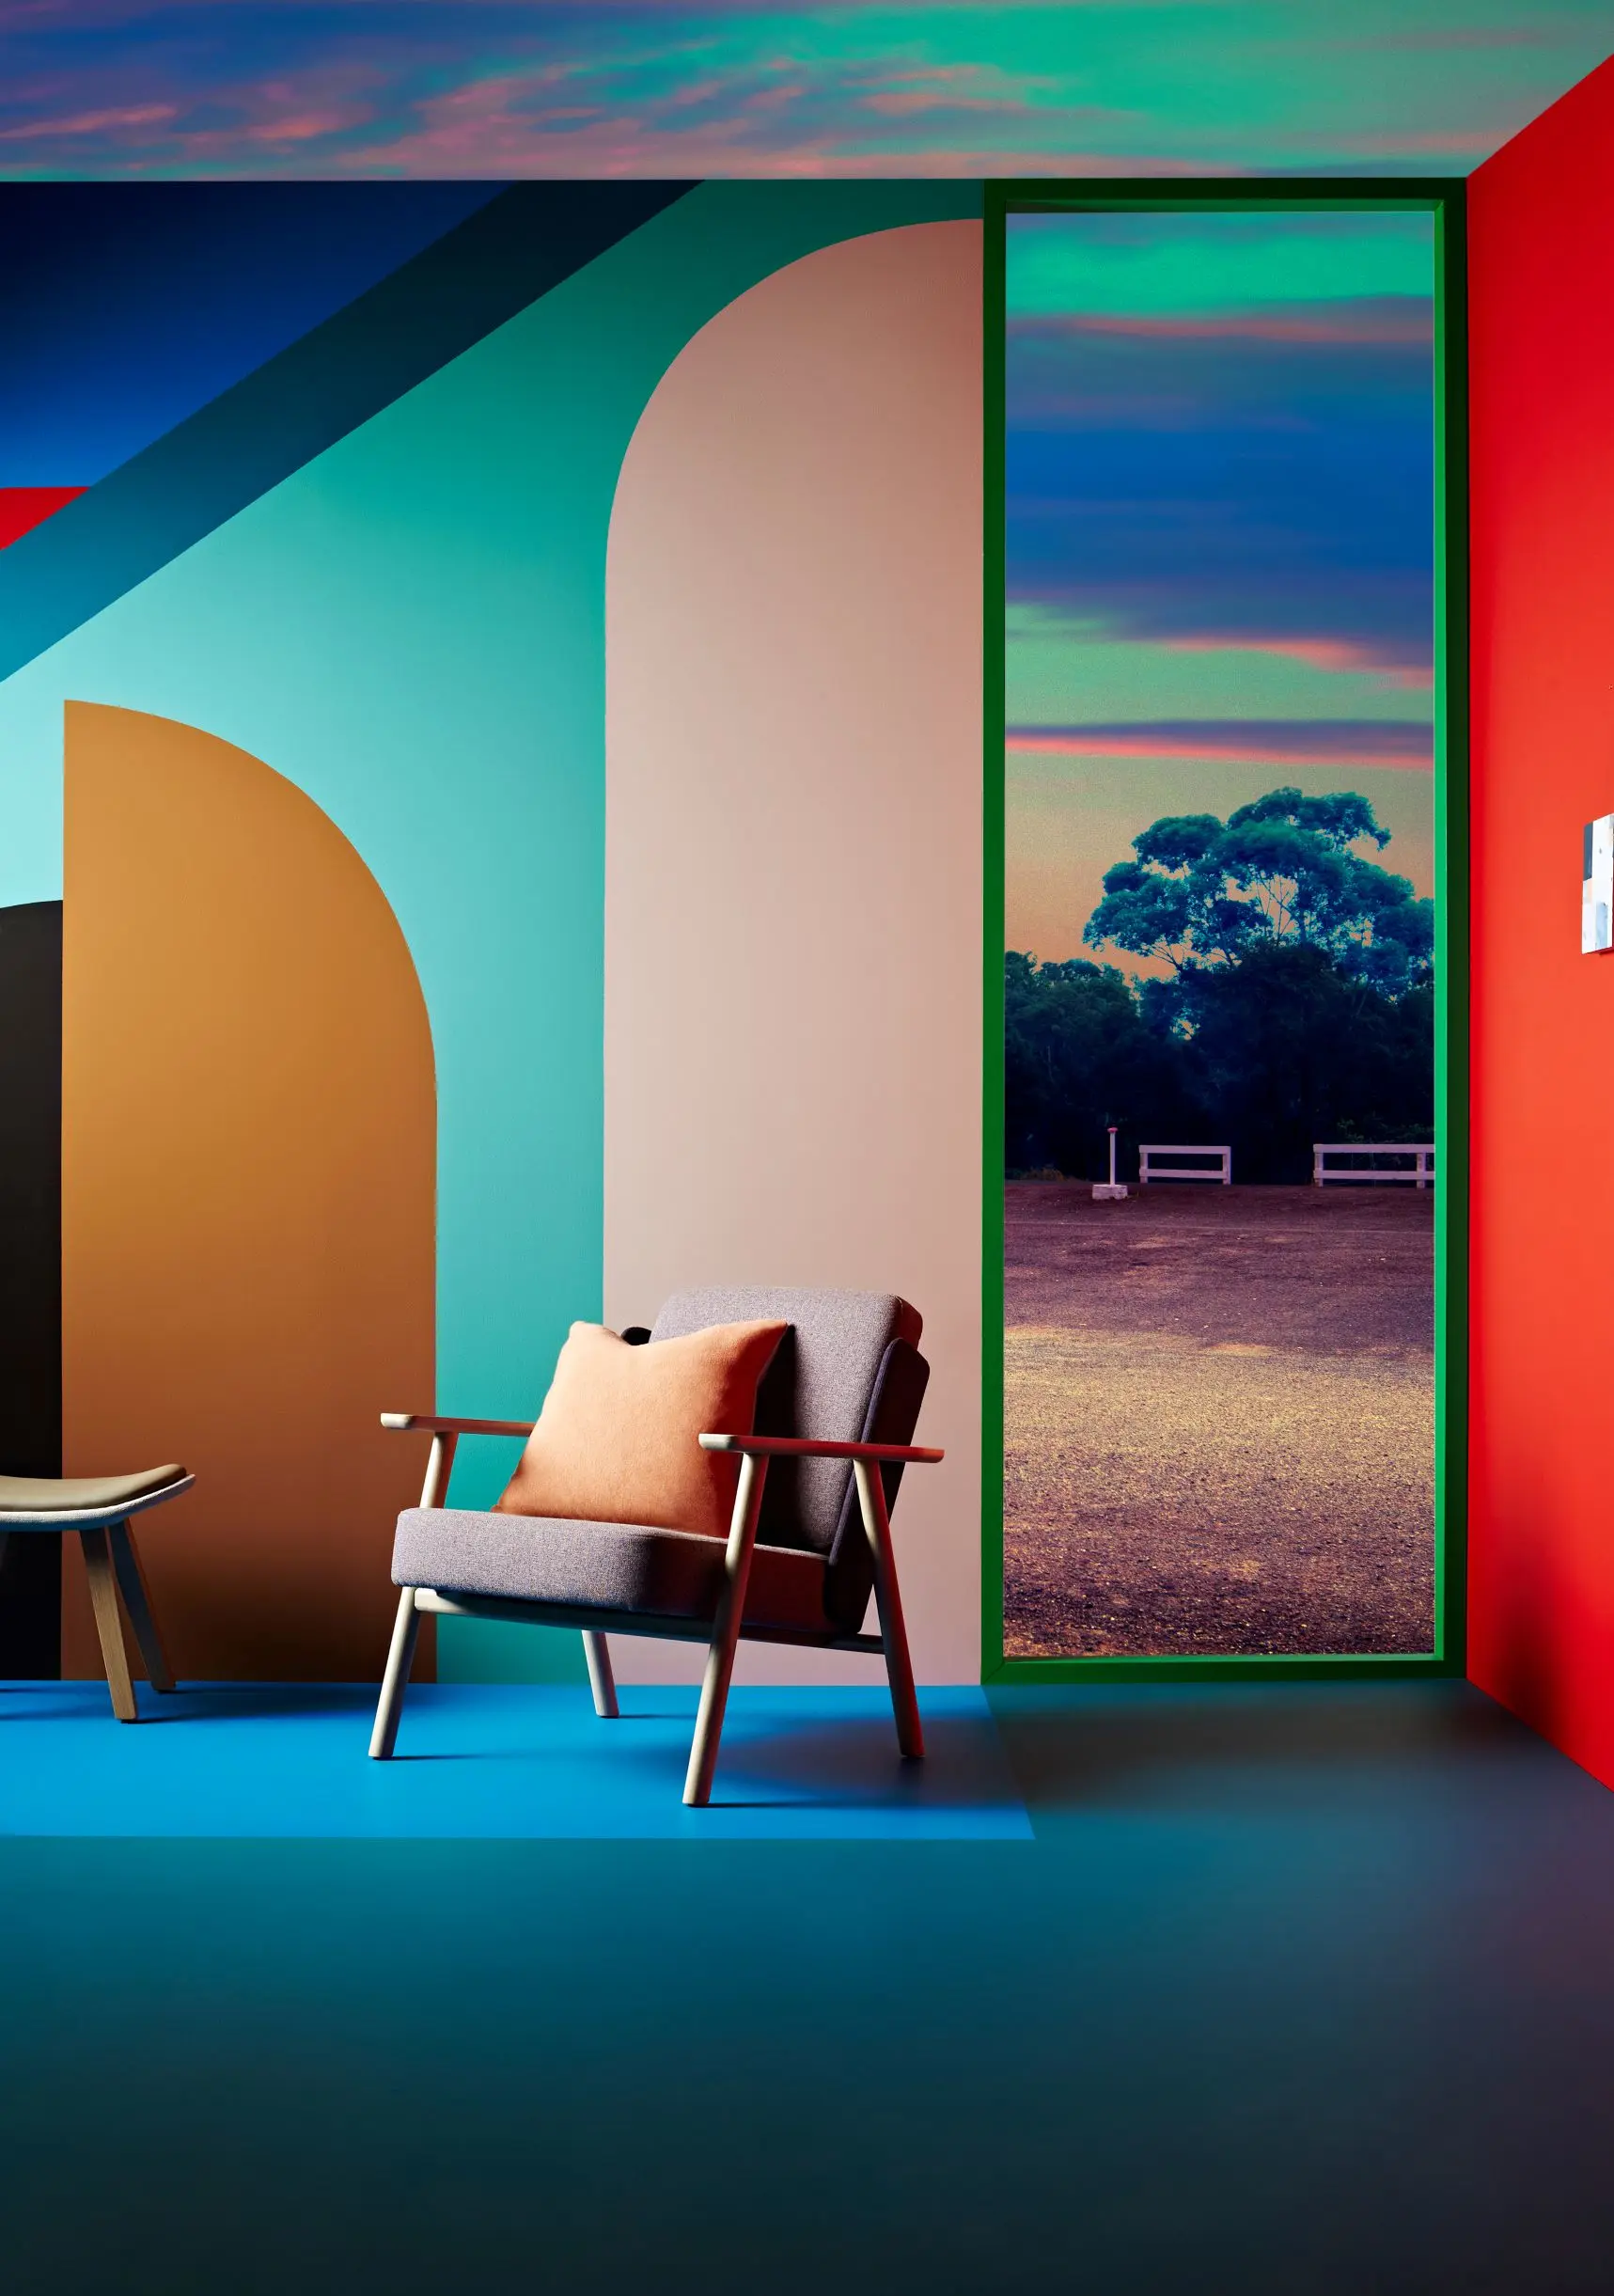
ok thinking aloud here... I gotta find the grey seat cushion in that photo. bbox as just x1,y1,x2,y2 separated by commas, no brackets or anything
393,1507,833,1636
0,1464,188,1520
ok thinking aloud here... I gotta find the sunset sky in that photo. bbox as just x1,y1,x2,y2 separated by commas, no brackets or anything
1004,207,1436,967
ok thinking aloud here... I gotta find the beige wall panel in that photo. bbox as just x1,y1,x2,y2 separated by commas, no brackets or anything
62,702,436,1682
604,221,983,1683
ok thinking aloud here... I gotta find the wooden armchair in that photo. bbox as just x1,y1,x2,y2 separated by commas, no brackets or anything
368,1288,941,1805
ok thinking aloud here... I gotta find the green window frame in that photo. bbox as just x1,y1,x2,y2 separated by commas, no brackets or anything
981,178,1468,1683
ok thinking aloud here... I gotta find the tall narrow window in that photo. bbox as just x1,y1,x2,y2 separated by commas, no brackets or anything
1001,206,1440,1662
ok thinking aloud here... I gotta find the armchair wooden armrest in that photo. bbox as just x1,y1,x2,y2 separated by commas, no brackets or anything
697,1433,943,1464
381,1412,535,1439
381,1411,534,1512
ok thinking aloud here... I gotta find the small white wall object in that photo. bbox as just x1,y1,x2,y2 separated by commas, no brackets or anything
1093,1124,1129,1202
1582,815,1614,952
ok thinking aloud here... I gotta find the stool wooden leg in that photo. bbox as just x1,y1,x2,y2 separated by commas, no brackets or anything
80,1526,137,1722
108,1523,175,1692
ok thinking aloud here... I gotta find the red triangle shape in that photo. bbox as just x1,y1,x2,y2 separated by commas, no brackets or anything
0,486,87,549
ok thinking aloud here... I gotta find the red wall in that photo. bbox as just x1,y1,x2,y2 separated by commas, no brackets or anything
1469,56,1614,1788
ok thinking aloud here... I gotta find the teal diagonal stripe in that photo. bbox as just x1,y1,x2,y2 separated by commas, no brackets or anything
0,181,695,684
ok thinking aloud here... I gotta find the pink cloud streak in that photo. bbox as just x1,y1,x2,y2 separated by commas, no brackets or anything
1009,727,1434,770
0,99,173,139
1163,636,1434,688
1014,307,1434,347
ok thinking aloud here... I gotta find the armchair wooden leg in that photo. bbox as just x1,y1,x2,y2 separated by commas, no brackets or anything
79,1526,137,1722
684,1453,768,1808
854,1459,924,1761
108,1523,175,1692
582,1631,619,1719
369,1588,421,1760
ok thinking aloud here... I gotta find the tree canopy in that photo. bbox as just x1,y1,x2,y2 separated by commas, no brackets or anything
1007,786,1434,1183
1083,786,1434,998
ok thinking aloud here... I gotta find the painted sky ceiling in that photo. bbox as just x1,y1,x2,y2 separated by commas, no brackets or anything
0,2,1608,178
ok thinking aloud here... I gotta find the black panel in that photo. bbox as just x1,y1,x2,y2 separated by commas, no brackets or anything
0,901,61,1675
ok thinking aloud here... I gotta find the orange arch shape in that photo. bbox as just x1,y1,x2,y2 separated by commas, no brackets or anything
61,702,437,1682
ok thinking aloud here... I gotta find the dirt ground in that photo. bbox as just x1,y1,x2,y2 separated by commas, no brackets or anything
1004,1183,1435,1657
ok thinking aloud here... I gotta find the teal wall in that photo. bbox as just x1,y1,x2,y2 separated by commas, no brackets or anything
0,181,979,1678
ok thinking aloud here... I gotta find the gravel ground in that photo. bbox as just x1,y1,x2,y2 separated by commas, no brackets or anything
1004,1183,1435,1657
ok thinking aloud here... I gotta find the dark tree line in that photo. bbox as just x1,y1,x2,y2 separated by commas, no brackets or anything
1007,788,1435,1185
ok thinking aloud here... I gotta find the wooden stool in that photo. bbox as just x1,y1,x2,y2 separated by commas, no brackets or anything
0,1467,193,1720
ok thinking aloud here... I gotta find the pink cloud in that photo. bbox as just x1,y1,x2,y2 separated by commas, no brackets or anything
0,100,173,139
1166,636,1434,688
238,110,367,146
1020,307,1434,347
312,43,1173,181
346,79,1233,180
1008,724,1434,770
0,45,398,162
859,58,1073,119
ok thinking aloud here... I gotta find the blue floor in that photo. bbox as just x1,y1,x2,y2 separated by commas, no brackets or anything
2,1683,1613,2295
0,1682,1030,1839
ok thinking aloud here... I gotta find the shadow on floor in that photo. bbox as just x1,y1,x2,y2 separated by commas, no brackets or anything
987,1680,1541,1811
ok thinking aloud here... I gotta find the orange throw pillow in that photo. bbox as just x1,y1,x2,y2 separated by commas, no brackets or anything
494,1319,789,1538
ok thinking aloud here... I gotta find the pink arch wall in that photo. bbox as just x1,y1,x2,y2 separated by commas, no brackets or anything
604,220,983,1683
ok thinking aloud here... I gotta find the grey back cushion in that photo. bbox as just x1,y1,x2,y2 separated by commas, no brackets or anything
649,1287,929,1634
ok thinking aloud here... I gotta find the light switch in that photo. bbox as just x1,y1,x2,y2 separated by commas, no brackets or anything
1583,816,1614,953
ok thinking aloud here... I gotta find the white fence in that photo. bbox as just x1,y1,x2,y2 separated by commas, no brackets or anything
1138,1143,1231,1186
1313,1142,1435,1189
